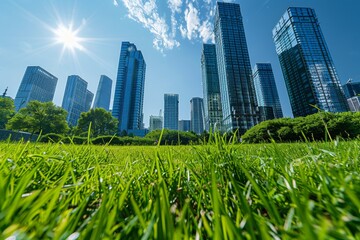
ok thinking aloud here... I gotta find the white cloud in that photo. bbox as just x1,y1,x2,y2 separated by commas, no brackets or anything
118,0,216,51
113,0,119,7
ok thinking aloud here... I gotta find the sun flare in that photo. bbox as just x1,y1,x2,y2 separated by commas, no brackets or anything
54,24,83,51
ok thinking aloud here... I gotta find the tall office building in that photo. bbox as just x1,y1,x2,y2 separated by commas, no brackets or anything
14,66,57,111
179,120,191,132
164,94,179,130
112,42,146,135
343,80,360,99
348,97,360,112
93,75,112,111
273,7,348,117
214,2,259,133
190,97,205,135
253,63,283,119
85,90,94,112
62,75,88,126
149,115,163,132
201,44,223,131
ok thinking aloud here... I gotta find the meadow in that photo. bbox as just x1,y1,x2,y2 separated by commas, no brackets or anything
0,137,360,239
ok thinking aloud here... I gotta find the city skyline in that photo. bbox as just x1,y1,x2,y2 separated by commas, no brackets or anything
1,0,360,127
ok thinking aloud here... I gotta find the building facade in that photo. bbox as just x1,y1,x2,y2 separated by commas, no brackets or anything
348,97,360,112
179,120,191,132
273,7,348,117
190,97,205,135
253,63,283,119
112,42,146,134
214,2,259,134
93,75,112,111
164,94,179,130
201,44,223,131
14,66,57,111
62,75,88,126
85,90,94,112
149,115,163,132
343,80,360,99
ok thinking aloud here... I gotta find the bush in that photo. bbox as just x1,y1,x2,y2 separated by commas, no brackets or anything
146,129,199,145
242,112,360,143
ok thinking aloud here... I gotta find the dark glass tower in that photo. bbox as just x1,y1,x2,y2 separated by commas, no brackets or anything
112,42,146,133
214,2,259,134
85,90,94,112
93,75,112,111
343,80,360,99
190,97,205,135
201,44,223,131
253,63,283,119
14,66,57,111
164,94,179,130
62,75,88,126
273,7,348,117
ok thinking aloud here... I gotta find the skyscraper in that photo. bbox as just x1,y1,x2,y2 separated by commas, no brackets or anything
85,90,94,112
253,63,283,119
343,80,360,99
62,75,88,126
190,97,205,135
179,120,191,132
93,75,112,111
214,2,259,134
14,66,57,111
201,44,223,131
164,94,179,130
273,7,348,117
112,42,146,135
149,115,163,132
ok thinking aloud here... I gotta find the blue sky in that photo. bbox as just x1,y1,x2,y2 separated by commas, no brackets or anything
1,0,359,127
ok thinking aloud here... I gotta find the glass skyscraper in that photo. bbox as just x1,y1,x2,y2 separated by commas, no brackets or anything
164,94,179,130
62,75,88,126
343,80,360,99
201,44,223,131
214,2,259,134
14,66,57,111
85,90,94,112
112,42,146,134
190,97,205,135
273,7,348,117
149,115,163,132
93,75,112,111
253,63,283,119
178,120,191,132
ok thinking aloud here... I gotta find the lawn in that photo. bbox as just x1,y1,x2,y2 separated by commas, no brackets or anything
0,138,360,239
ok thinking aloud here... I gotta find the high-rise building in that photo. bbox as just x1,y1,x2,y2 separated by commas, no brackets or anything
179,120,191,132
343,80,360,99
112,42,146,135
164,94,179,130
253,63,283,119
190,97,205,134
201,44,223,131
149,115,163,132
214,2,259,134
348,97,360,112
273,7,348,117
14,66,57,111
85,90,94,112
62,75,88,126
93,75,112,111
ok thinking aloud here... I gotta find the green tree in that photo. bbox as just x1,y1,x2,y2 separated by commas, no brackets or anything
0,97,15,129
6,101,69,134
75,108,118,137
146,129,198,145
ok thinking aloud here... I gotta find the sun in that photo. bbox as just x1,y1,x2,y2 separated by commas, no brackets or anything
54,24,84,52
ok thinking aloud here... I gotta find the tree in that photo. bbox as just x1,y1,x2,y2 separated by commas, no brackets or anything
6,101,69,135
0,97,15,129
146,129,199,145
75,108,118,137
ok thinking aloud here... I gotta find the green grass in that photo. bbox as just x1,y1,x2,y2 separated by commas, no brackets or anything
1,137,360,239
